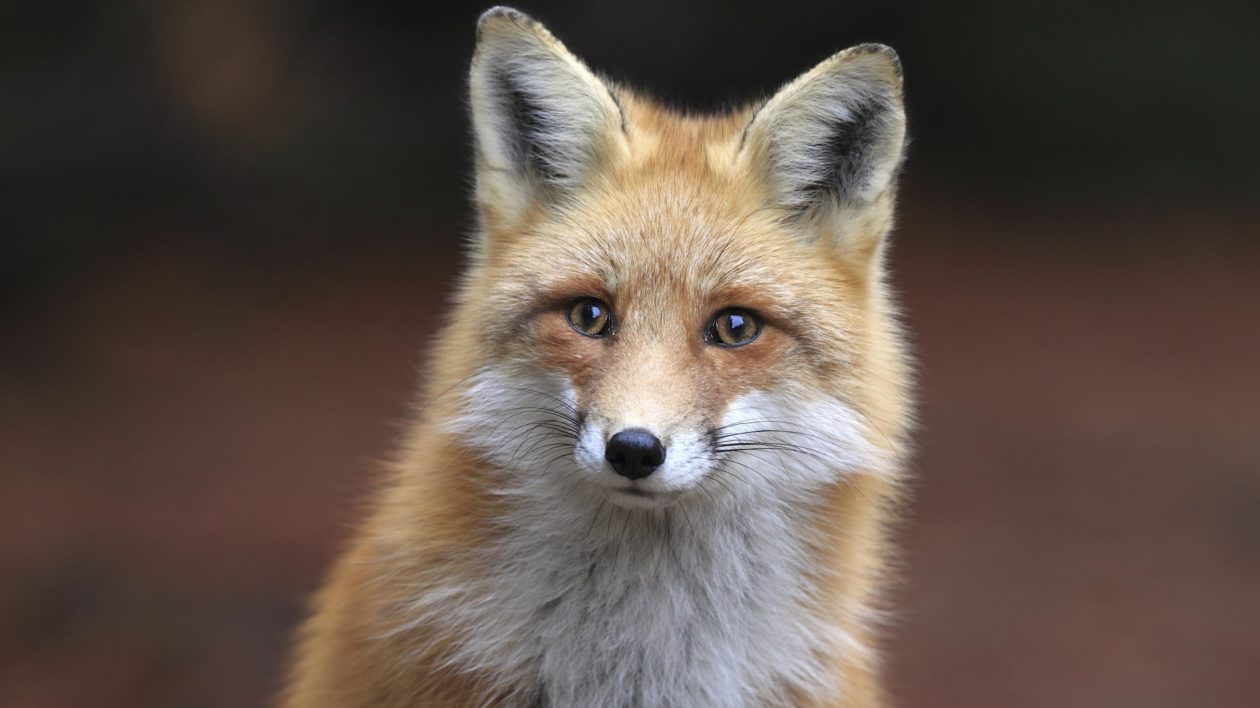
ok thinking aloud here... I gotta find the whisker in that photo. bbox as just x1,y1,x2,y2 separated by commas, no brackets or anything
720,455,775,487
712,427,838,446
617,507,633,549
495,385,580,414
584,500,607,542
705,470,738,496
714,442,836,467
503,427,573,467
677,500,700,538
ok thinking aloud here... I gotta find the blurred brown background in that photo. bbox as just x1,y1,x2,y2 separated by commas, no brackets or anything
3,1,1258,706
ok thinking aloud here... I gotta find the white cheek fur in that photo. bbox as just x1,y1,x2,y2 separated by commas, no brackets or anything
573,422,606,474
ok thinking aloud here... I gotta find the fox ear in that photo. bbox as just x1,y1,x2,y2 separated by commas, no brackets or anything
740,45,906,245
469,7,627,222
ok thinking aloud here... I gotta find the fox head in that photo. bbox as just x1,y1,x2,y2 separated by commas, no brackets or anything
444,7,910,513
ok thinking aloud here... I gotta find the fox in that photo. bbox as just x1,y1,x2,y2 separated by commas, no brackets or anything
282,6,912,707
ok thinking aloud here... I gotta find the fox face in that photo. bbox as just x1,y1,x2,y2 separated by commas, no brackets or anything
447,7,909,515
282,9,915,707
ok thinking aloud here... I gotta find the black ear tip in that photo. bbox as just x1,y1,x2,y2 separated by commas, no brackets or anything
848,43,903,78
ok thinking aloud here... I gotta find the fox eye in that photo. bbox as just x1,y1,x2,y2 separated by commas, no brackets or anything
709,308,761,347
566,298,614,337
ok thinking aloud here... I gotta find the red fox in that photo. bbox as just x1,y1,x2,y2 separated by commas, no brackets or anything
283,6,912,707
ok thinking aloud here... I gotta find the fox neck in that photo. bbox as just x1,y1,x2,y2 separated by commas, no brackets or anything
414,458,869,706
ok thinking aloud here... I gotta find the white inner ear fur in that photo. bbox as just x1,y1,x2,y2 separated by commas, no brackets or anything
469,8,627,223
739,45,906,214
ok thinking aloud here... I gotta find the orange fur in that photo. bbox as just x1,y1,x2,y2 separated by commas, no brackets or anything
282,7,912,707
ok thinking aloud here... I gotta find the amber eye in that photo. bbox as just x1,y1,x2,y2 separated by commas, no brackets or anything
709,308,761,347
566,298,614,337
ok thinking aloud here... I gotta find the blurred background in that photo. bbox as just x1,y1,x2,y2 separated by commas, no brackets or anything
3,1,1258,706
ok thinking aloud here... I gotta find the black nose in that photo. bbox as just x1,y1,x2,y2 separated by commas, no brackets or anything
604,428,665,480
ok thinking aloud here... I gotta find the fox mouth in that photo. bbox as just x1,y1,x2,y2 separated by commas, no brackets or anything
604,484,680,509
616,486,653,497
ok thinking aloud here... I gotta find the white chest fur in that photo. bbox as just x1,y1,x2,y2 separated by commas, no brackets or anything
398,476,861,707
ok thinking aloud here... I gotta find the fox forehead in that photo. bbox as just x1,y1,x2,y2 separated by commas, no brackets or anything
487,161,859,316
